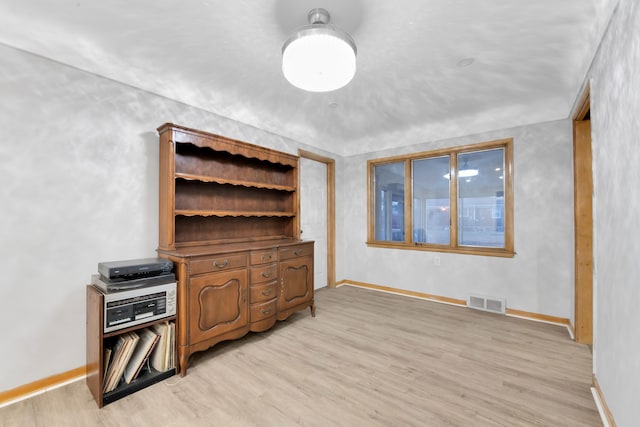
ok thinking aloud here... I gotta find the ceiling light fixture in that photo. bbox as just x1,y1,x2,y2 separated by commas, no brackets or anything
458,168,479,178
282,8,357,92
443,161,479,180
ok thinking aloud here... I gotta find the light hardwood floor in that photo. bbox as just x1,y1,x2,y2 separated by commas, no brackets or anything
0,285,601,426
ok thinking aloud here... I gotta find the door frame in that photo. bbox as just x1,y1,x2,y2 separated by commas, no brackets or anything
298,149,336,288
573,85,593,344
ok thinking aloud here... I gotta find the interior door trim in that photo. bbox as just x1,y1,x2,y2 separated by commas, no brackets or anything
572,84,593,344
298,149,336,288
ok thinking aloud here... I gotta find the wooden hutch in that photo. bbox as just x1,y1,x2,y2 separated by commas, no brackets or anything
156,123,315,375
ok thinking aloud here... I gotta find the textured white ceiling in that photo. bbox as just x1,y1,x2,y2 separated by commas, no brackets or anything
0,0,617,155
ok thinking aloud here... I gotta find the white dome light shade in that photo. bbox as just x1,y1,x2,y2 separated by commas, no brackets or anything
282,10,356,92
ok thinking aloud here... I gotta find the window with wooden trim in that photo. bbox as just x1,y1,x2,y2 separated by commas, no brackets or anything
367,138,514,257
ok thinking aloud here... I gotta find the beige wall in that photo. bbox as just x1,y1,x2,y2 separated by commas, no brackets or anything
336,120,575,319
0,44,327,392
587,0,640,425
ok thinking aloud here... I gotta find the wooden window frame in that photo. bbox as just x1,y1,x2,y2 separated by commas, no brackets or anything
367,138,514,258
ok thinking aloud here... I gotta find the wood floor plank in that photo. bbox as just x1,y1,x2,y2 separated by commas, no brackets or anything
0,285,601,426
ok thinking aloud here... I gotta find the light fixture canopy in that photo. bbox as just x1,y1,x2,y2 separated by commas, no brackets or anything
282,8,357,92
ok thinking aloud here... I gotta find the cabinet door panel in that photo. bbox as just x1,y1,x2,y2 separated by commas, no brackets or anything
189,270,248,344
279,256,313,312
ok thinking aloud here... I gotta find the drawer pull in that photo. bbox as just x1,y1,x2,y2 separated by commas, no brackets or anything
260,271,272,278
261,289,272,297
260,308,272,316
214,259,229,268
293,250,301,256
261,254,272,261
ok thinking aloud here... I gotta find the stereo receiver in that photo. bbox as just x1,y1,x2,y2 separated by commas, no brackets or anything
102,281,176,333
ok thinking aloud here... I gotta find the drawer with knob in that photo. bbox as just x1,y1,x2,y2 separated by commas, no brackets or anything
250,281,277,303
250,249,277,266
250,299,277,323
190,253,248,275
279,243,313,261
250,263,277,284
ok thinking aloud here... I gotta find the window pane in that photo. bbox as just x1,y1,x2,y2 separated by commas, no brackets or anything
412,156,450,244
457,149,505,247
374,162,405,241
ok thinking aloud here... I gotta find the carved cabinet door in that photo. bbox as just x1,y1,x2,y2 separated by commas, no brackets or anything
278,256,314,313
188,269,248,345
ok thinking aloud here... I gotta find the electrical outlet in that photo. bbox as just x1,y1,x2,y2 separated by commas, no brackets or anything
434,255,440,266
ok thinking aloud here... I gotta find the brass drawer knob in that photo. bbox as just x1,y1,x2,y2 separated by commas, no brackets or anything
214,259,229,268
261,289,272,296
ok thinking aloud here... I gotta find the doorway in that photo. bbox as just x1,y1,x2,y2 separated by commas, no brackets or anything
299,150,336,289
573,87,593,344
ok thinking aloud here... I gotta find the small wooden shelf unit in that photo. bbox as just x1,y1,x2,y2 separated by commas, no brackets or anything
157,123,315,375
85,285,176,407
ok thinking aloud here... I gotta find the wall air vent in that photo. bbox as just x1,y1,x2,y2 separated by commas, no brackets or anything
467,294,506,315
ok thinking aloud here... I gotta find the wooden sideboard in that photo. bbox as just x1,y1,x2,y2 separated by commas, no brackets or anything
156,123,314,375
158,240,314,375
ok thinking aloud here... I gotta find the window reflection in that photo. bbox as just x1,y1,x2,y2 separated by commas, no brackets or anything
412,156,450,245
457,149,505,247
374,162,405,241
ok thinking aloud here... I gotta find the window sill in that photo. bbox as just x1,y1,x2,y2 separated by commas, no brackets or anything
366,241,515,258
